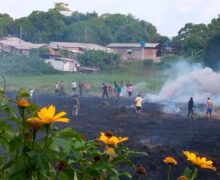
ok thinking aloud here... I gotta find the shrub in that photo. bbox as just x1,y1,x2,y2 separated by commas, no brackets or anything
0,54,59,75
157,55,182,68
77,50,120,71
143,59,154,68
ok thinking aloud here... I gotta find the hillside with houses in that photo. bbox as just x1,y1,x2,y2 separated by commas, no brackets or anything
0,36,171,72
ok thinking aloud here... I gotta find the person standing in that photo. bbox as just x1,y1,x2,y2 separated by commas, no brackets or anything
85,82,91,94
55,82,59,94
135,94,143,115
72,94,80,117
71,81,77,94
116,85,121,98
59,80,65,95
78,81,84,96
120,81,124,88
188,97,195,118
108,83,114,97
102,83,109,99
127,83,133,97
206,97,213,119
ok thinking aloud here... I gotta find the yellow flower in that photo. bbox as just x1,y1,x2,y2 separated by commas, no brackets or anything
163,156,177,165
98,132,128,146
104,147,115,154
17,98,30,107
183,151,216,171
177,176,188,180
104,147,115,160
28,119,41,131
30,105,69,124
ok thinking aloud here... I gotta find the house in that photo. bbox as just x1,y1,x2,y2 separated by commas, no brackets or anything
107,43,161,61
0,37,46,56
45,57,80,72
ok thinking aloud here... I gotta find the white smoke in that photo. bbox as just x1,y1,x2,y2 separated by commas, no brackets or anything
145,61,220,113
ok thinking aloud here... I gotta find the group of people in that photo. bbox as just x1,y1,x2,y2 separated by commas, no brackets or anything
188,97,214,119
71,80,90,96
56,81,215,120
101,81,134,99
55,81,91,96
55,81,65,95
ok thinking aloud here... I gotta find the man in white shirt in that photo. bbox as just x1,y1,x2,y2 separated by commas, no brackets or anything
71,81,77,94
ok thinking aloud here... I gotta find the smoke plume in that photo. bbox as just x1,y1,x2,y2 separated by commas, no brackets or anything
145,61,220,113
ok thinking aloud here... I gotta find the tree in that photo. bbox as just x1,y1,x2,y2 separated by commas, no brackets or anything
77,50,120,71
204,33,220,70
101,14,158,43
0,13,13,37
3,4,165,45
172,23,208,58
51,2,71,12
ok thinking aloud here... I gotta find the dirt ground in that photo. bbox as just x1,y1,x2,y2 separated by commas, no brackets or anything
30,93,220,180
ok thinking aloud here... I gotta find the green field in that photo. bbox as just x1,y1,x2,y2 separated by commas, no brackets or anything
4,61,167,94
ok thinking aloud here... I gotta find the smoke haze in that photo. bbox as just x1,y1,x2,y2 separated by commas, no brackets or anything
145,61,220,113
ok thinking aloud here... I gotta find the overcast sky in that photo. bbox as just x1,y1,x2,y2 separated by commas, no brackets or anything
0,0,219,37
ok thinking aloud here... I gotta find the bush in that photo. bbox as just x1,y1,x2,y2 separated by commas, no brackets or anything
77,50,120,71
0,54,59,75
203,33,220,71
143,59,154,68
157,55,182,68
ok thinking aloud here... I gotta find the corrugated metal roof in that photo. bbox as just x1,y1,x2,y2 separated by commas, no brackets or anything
0,37,46,49
107,43,160,48
50,42,113,52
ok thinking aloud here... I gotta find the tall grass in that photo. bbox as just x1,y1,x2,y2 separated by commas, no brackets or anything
4,61,170,94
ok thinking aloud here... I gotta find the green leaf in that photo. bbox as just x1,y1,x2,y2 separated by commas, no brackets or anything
0,97,8,107
119,172,132,179
9,135,22,153
16,88,30,98
74,171,78,180
55,127,81,139
36,153,50,178
59,171,69,180
182,167,193,179
52,137,72,152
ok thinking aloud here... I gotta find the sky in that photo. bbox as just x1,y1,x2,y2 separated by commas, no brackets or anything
0,0,219,37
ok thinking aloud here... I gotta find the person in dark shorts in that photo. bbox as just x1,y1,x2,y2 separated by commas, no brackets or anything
59,80,65,95
78,81,84,96
188,97,195,118
102,83,109,99
135,94,143,115
55,82,59,94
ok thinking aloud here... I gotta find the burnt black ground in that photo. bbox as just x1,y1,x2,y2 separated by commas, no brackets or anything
28,93,220,179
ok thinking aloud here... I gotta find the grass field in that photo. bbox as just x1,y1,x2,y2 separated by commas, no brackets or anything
3,61,167,94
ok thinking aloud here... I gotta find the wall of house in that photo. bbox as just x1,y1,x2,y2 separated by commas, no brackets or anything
144,48,158,60
45,59,64,71
45,59,80,72
110,47,159,61
63,61,74,72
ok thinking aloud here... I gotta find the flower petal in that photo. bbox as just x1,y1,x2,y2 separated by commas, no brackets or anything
53,111,67,120
47,105,55,118
54,117,69,123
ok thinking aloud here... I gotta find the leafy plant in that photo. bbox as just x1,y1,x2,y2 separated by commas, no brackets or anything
0,89,146,179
